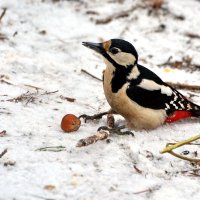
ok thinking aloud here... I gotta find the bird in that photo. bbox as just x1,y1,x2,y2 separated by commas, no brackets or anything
81,39,200,131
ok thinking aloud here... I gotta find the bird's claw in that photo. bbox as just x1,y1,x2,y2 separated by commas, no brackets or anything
79,114,103,123
97,126,134,136
79,112,109,123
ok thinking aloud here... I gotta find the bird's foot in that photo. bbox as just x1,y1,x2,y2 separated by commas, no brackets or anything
79,111,109,123
97,125,134,136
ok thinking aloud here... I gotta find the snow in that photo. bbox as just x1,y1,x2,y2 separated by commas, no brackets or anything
0,0,200,199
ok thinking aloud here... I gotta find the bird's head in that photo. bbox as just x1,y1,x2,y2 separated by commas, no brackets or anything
82,39,138,68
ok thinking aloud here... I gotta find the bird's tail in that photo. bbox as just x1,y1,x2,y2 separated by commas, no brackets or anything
193,110,200,117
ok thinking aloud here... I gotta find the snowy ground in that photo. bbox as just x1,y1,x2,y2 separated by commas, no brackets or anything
0,0,200,199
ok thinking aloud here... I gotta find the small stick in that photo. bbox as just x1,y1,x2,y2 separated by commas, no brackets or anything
76,130,110,147
0,149,7,158
185,32,200,39
133,185,160,195
160,134,200,162
181,168,200,174
133,188,153,195
0,8,7,22
60,95,76,102
167,151,200,162
41,90,59,95
94,4,145,24
81,69,200,91
166,82,200,91
24,84,44,91
81,69,102,81
0,80,13,85
133,165,142,174
160,134,200,154
35,146,66,152
188,173,200,177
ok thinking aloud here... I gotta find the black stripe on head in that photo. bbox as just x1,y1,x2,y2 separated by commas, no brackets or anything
110,39,138,62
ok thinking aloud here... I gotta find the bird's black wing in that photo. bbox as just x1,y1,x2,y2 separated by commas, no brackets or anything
126,85,172,111
126,64,200,115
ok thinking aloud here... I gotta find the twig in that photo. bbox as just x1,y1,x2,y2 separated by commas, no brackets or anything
133,188,153,195
6,90,59,105
160,134,200,162
76,130,110,147
0,149,7,158
81,68,200,91
160,135,200,154
133,165,142,174
181,168,200,174
81,69,102,81
185,32,200,39
0,79,13,85
167,151,200,162
188,173,200,177
158,56,200,70
41,90,59,95
133,185,160,195
166,82,200,91
0,8,7,22
167,142,200,146
35,146,66,152
60,95,76,102
94,4,145,24
24,84,44,91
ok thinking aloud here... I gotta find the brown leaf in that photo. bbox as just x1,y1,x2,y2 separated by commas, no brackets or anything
43,185,56,191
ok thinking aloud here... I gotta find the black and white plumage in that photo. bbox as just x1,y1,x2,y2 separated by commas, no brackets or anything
82,39,200,130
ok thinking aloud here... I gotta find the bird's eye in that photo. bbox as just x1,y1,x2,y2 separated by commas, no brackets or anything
110,47,119,54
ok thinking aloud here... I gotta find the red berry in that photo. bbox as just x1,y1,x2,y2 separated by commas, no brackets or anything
61,114,81,133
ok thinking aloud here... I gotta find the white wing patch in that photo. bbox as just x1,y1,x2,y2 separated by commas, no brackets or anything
138,79,172,96
127,66,140,80
165,103,170,110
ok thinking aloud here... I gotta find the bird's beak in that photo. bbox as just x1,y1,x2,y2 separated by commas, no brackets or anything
82,42,104,54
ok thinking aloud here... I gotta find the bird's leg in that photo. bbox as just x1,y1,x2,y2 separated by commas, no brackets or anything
97,125,134,136
79,109,115,123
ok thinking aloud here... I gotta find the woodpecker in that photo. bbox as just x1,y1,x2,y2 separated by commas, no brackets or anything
82,39,200,130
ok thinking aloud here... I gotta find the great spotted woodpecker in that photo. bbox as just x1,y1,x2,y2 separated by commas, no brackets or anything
82,39,200,130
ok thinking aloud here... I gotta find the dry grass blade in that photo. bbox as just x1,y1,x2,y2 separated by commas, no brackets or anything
133,165,143,174
0,8,7,22
35,146,66,152
6,90,59,105
81,69,102,81
0,149,7,159
134,185,161,195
